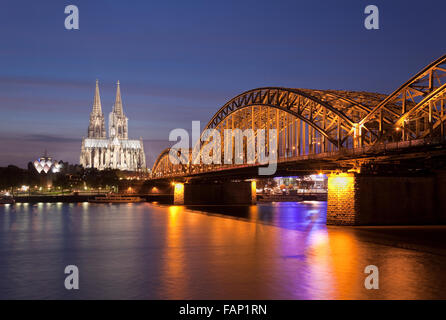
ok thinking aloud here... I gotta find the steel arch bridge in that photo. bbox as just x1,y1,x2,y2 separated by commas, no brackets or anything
151,55,446,179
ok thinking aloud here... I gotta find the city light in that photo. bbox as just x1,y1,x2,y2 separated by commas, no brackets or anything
0,2,444,302
33,151,62,174
328,172,354,189
173,183,184,205
251,180,257,203
174,183,184,193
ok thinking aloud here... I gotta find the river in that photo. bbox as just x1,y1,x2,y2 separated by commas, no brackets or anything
0,201,445,299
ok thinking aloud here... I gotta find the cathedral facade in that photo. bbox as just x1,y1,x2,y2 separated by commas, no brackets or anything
80,80,146,171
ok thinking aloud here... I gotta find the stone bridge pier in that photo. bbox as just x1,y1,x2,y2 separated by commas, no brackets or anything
327,171,446,225
170,172,446,226
173,181,257,206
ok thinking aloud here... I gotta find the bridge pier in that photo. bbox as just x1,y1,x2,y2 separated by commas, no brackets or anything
327,171,446,225
174,181,256,205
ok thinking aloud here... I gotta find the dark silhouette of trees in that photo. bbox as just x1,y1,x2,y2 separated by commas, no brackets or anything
83,168,119,189
1,164,121,195
0,165,34,195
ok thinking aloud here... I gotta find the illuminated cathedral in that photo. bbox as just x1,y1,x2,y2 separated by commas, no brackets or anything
80,80,146,171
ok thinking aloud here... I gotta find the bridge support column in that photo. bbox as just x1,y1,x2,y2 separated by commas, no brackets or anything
327,171,446,226
327,173,358,225
174,181,256,205
173,183,185,205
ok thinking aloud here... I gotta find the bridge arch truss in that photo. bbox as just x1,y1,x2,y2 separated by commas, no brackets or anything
152,55,446,179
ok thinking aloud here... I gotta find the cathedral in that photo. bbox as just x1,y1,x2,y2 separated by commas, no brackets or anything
80,80,146,171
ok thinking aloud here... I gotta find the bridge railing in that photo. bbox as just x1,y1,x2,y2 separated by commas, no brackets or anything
151,136,446,179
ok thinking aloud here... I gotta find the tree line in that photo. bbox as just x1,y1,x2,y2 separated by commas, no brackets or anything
0,164,122,194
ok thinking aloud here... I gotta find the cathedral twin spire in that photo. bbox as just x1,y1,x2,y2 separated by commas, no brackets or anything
88,80,128,140
92,79,103,115
113,81,124,115
91,80,123,115
88,80,106,139
81,80,146,171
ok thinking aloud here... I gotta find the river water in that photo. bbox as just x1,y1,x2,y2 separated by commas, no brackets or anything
0,201,445,299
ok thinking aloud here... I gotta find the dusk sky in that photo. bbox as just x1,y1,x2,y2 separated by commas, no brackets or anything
0,0,445,168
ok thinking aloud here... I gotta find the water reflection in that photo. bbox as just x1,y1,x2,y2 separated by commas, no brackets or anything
185,201,327,231
0,202,445,299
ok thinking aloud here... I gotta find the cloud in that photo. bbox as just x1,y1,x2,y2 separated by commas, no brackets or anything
21,134,80,143
0,75,230,103
0,132,172,168
0,76,91,90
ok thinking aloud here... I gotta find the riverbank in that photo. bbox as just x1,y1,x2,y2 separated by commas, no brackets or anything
257,193,327,202
12,194,329,204
12,194,174,203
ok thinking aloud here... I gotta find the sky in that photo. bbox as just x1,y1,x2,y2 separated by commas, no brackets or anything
0,0,445,168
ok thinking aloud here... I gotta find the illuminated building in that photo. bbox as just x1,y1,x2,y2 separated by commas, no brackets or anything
80,80,146,171
33,151,63,174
